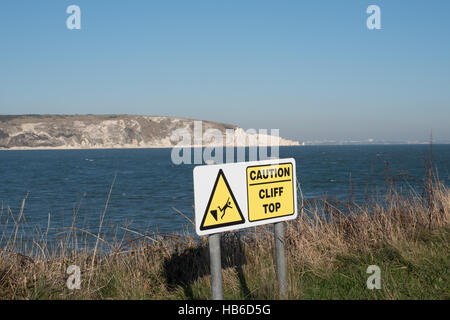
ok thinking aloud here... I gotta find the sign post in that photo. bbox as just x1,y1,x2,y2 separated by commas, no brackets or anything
208,233,223,300
270,156,287,298
205,160,224,300
193,158,297,299
274,221,287,298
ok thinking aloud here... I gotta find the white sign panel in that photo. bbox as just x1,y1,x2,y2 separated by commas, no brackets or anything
193,158,297,236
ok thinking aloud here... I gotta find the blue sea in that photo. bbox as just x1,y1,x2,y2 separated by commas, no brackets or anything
1,145,449,246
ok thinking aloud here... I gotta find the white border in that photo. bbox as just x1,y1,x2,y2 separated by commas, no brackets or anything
193,158,298,236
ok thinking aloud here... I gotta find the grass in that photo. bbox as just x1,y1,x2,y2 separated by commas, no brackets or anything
294,226,449,299
0,168,449,300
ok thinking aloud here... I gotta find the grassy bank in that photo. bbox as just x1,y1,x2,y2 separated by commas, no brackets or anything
0,179,449,299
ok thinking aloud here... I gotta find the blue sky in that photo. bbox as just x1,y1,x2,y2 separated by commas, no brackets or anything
1,0,449,142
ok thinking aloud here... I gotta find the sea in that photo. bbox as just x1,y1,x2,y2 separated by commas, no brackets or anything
1,145,449,247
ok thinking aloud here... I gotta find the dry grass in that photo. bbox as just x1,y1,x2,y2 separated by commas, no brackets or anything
0,171,449,299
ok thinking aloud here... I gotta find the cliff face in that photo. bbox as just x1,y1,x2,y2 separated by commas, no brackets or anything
0,115,299,149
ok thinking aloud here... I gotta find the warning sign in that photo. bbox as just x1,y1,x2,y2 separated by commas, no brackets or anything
246,163,295,222
200,170,245,231
193,158,297,236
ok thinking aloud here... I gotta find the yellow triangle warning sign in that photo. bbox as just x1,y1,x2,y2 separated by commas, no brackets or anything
200,169,245,231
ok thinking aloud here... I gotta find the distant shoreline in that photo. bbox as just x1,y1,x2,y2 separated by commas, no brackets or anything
1,143,449,151
0,144,301,151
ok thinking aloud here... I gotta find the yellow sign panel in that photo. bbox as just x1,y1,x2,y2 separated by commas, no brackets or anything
200,169,245,231
246,163,295,222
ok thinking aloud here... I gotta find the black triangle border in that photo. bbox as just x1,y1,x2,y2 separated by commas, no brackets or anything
200,169,245,231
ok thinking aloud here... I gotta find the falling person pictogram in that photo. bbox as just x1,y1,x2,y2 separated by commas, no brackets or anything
199,169,245,231
218,197,232,219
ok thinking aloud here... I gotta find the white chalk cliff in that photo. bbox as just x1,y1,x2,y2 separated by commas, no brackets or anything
0,115,299,149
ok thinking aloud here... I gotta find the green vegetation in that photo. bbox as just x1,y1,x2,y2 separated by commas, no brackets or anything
294,227,449,300
1,176,449,300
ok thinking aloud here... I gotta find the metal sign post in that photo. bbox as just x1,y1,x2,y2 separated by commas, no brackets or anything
274,221,287,298
271,155,288,299
205,160,223,300
193,158,297,300
208,233,223,300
